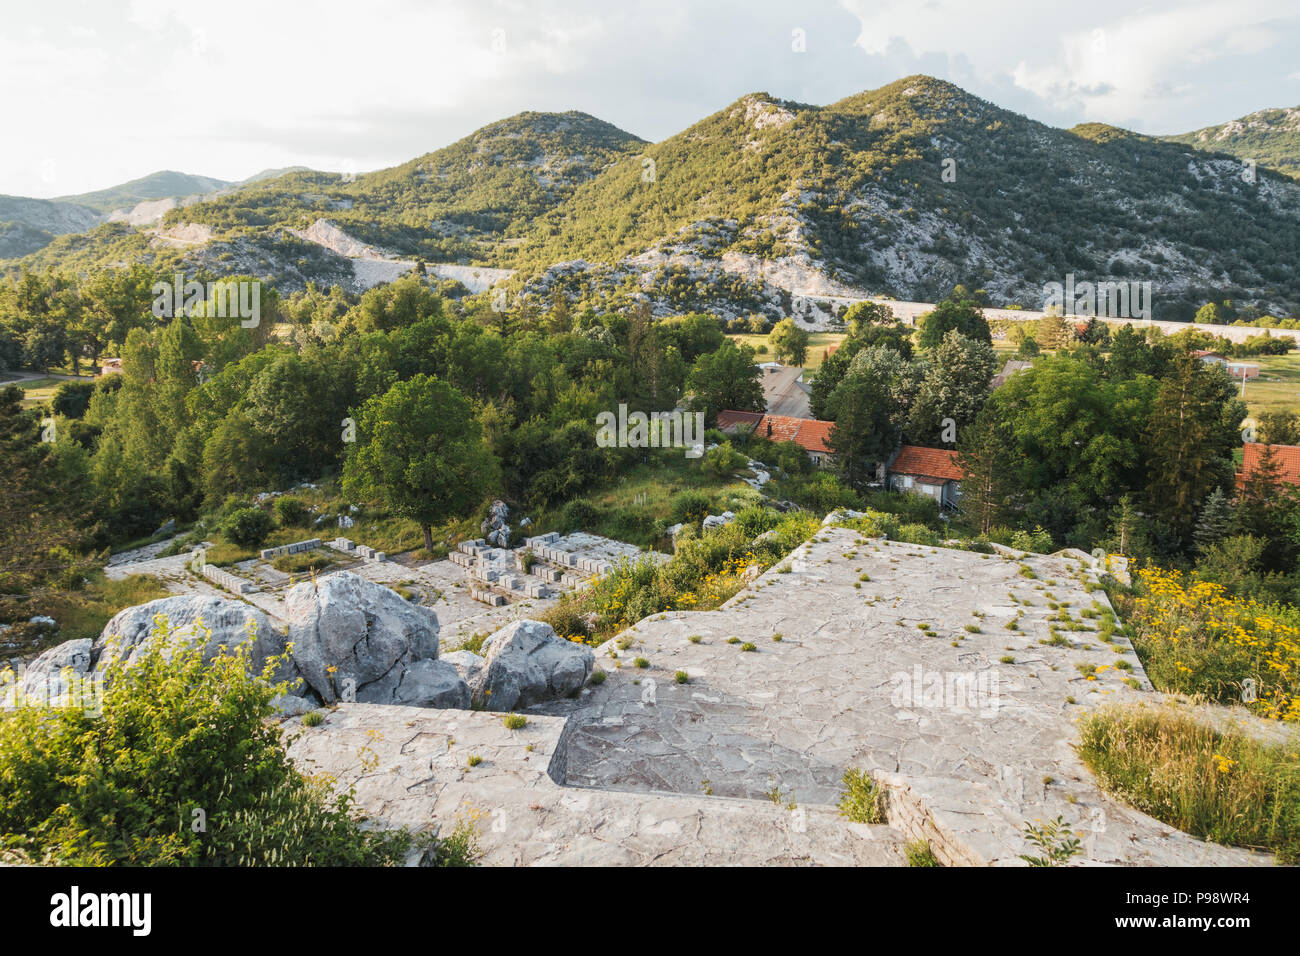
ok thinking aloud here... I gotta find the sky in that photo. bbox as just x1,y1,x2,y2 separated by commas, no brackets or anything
5,0,1299,198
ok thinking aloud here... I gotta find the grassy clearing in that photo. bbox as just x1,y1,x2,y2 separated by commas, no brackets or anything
1078,704,1300,862
528,453,757,551
24,572,171,646
730,331,847,373
1240,351,1300,418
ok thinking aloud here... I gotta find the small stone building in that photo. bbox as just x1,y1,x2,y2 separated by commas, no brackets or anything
885,445,965,507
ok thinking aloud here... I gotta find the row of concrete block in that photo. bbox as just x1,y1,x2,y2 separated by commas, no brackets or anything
201,563,251,594
470,586,507,607
259,538,322,561
328,538,386,562
531,546,613,577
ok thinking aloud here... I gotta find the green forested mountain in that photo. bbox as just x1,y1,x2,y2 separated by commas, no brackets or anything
1167,106,1300,178
164,111,647,264
5,79,1300,317
522,77,1300,317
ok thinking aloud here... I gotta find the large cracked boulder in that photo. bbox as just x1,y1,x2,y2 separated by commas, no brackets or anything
286,571,465,707
16,596,293,698
93,595,288,677
471,620,594,711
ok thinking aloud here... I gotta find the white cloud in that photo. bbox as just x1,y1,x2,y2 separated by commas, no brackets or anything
2,0,1297,197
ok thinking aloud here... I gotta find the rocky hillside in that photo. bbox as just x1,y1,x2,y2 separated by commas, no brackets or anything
163,111,647,265
520,77,1300,317
1168,106,1300,178
6,79,1300,316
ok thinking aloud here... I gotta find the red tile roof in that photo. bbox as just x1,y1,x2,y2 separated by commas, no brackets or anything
1237,442,1300,489
717,410,834,454
890,445,965,482
759,413,834,454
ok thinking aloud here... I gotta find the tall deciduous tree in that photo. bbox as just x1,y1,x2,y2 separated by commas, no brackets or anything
342,374,499,553
907,329,997,445
768,318,809,366
686,340,763,423
916,286,992,350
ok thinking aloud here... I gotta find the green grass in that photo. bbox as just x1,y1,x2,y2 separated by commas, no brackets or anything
730,331,847,373
271,551,338,574
25,572,171,646
1239,351,1300,419
530,453,757,549
1078,705,1300,862
838,768,885,824
904,840,940,867
502,713,527,730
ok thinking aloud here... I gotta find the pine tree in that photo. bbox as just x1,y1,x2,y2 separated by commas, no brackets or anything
1145,352,1244,546
1192,486,1234,553
955,407,1015,535
1110,494,1141,557
1036,309,1070,351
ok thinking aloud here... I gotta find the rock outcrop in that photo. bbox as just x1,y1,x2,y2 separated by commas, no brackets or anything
286,571,464,707
471,620,594,710
93,595,287,676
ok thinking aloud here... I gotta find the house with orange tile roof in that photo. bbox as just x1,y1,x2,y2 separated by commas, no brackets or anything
716,410,835,466
885,445,966,507
1236,442,1300,491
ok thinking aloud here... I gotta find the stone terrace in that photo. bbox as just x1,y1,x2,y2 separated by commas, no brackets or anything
288,528,1277,866
287,704,907,865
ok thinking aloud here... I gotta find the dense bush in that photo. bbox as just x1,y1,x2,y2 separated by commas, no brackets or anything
576,509,821,638
700,441,745,479
0,621,412,865
272,496,309,527
557,498,599,532
669,488,715,527
222,507,273,547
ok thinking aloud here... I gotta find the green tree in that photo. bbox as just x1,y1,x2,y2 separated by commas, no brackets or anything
1144,353,1245,545
907,330,997,445
343,374,499,553
955,407,1016,534
686,340,764,423
916,286,992,350
1193,487,1234,554
1257,410,1300,446
1036,310,1071,351
827,374,901,487
768,318,809,366
843,301,896,338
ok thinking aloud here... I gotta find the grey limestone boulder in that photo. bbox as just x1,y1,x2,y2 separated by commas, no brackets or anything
471,619,594,711
286,571,464,707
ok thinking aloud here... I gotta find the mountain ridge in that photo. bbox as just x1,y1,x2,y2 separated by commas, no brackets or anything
5,78,1299,319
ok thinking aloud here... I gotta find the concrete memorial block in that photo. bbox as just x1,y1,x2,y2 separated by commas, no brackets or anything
202,563,252,594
